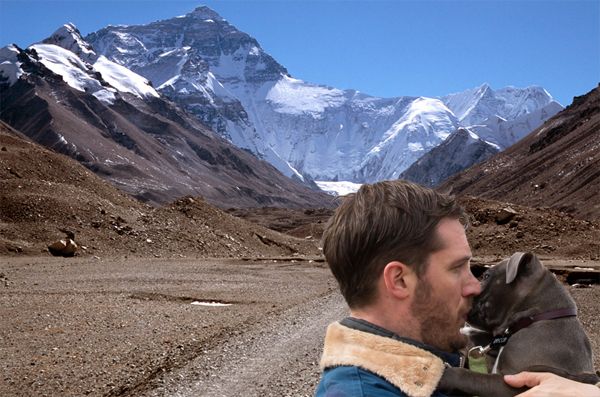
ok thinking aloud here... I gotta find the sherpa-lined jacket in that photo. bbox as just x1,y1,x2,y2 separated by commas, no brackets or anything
314,318,463,397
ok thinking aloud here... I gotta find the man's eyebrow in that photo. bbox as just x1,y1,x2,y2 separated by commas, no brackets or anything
450,256,472,266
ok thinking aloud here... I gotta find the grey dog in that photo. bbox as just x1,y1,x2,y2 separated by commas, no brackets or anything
438,252,598,396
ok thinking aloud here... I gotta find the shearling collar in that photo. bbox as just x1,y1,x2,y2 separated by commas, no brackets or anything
341,317,463,367
320,321,446,397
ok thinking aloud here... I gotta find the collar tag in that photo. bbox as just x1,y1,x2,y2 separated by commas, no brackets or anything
490,334,510,349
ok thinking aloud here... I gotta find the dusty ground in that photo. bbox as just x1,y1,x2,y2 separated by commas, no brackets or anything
0,256,598,397
0,256,342,397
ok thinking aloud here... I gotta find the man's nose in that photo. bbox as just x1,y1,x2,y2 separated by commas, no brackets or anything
463,270,482,297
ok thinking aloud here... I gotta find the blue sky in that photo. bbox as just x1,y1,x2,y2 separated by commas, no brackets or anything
1,0,598,106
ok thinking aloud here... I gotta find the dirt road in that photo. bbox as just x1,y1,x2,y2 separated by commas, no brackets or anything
144,285,346,397
0,256,346,397
1,256,598,397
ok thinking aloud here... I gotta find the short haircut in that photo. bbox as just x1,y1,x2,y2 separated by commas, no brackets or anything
321,180,466,308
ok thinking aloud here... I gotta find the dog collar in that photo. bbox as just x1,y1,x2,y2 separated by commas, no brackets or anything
490,307,578,349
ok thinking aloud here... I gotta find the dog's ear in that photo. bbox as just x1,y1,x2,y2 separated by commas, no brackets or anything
506,252,542,283
506,252,526,284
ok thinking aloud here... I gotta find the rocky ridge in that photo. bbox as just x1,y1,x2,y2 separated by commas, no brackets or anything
399,128,500,187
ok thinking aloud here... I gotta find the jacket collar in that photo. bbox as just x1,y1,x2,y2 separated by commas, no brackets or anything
320,321,447,397
340,317,463,367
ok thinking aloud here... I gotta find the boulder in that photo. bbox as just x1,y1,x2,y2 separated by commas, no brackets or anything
495,207,518,225
48,239,78,257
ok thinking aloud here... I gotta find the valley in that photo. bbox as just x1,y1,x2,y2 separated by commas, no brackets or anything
0,4,598,396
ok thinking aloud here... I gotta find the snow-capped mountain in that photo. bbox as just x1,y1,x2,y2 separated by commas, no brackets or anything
0,29,331,208
0,24,161,106
86,6,562,183
41,23,97,62
441,84,563,148
440,85,600,220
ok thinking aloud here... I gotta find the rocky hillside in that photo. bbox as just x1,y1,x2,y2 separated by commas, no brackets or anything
0,121,321,258
0,42,331,208
400,128,499,187
441,85,600,220
230,196,600,261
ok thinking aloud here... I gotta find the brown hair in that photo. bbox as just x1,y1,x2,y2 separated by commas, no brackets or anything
321,180,466,308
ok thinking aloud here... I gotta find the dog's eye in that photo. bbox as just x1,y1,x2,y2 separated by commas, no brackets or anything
481,272,490,281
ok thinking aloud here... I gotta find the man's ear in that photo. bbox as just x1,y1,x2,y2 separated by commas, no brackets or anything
383,261,415,299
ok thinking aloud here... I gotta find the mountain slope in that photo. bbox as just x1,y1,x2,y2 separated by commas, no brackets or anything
0,120,321,257
86,6,561,183
0,41,331,208
441,85,600,220
400,128,499,187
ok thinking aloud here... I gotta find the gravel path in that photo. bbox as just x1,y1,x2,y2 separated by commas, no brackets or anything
146,289,347,397
0,256,345,397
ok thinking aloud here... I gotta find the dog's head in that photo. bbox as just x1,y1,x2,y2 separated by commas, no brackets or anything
467,252,548,335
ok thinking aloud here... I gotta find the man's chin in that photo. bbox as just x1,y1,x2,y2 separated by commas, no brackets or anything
449,333,469,351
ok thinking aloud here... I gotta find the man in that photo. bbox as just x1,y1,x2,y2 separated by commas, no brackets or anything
314,180,600,397
315,180,480,397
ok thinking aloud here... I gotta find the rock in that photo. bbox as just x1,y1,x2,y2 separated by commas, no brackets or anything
495,207,518,225
48,239,78,257
59,228,76,240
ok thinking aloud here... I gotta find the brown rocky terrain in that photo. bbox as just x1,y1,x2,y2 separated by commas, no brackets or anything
0,122,320,258
441,85,600,221
229,196,600,262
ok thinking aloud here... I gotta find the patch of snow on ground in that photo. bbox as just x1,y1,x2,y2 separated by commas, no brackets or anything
190,301,232,307
315,181,362,196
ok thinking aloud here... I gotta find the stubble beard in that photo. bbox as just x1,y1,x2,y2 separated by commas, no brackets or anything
410,278,470,352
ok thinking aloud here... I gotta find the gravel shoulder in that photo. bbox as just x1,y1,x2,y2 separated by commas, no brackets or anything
1,255,598,397
0,256,341,397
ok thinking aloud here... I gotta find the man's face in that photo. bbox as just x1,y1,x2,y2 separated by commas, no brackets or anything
410,218,481,352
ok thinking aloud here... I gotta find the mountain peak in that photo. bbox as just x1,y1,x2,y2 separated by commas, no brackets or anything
42,23,97,62
188,6,224,21
476,82,492,97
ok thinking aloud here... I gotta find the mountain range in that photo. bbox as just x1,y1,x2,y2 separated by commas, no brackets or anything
441,84,600,220
1,6,565,207
0,29,330,208
84,6,562,183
